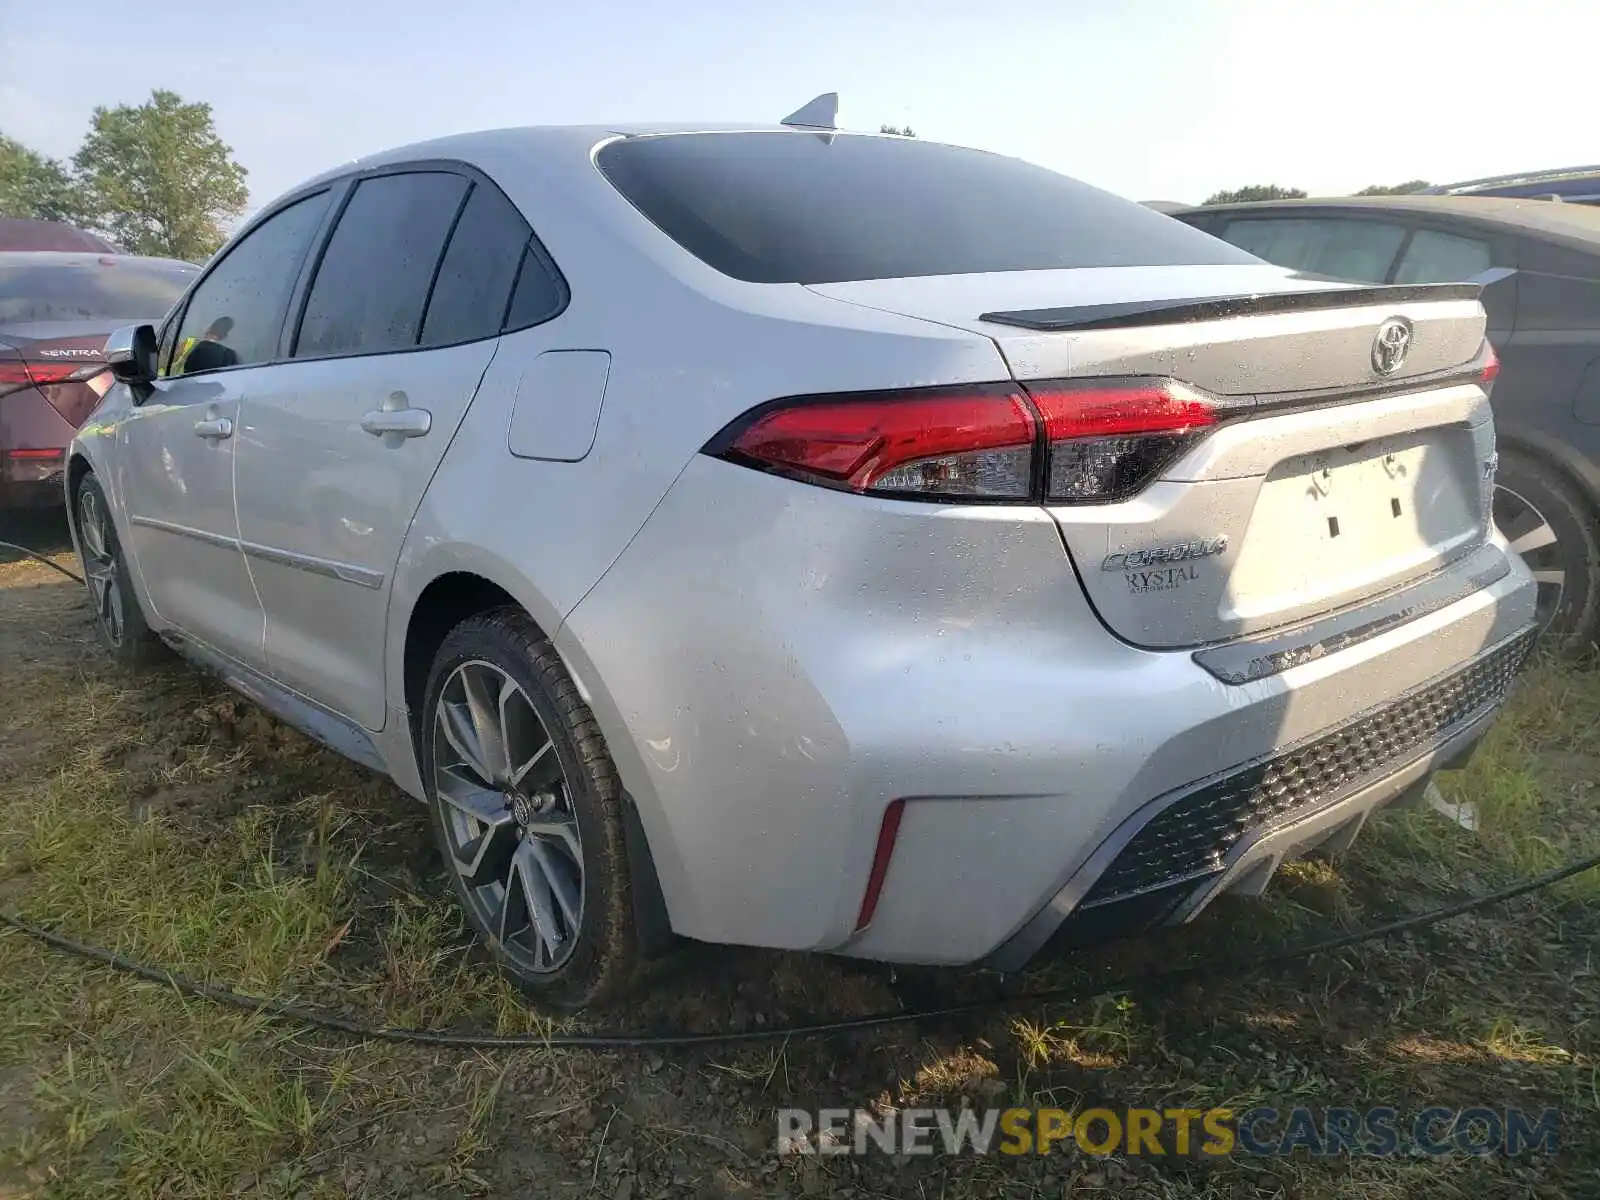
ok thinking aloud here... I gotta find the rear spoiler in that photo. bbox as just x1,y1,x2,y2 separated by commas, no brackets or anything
978,281,1483,333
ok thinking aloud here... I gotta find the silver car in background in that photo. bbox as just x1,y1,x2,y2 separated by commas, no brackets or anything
68,122,1536,1009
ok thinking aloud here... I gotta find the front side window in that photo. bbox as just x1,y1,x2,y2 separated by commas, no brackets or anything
1392,229,1492,283
1218,217,1407,283
171,192,332,376
295,172,467,358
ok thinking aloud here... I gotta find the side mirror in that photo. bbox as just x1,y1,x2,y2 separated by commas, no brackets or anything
105,324,158,386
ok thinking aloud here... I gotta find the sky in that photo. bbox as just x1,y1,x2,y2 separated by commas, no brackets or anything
1,0,1593,221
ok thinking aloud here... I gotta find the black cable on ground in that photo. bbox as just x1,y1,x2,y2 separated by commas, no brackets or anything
0,539,83,584
2,852,1595,1050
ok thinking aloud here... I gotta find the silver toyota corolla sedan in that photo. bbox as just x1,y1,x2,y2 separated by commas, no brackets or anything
67,118,1537,1009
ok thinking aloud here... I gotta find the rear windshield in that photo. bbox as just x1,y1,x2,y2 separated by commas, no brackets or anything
0,257,197,325
597,132,1255,284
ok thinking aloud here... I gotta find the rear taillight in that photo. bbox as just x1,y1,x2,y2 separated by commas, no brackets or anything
1481,343,1500,384
707,378,1216,504
1028,381,1216,502
0,362,34,399
0,359,108,399
709,384,1037,500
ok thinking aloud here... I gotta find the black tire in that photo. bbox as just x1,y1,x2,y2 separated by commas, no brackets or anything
73,473,164,668
420,607,639,1010
1493,449,1600,650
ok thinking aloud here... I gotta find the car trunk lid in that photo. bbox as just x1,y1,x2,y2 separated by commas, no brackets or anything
0,324,114,426
807,267,1495,649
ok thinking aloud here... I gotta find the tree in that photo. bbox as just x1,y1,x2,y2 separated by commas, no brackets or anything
73,90,248,262
1203,184,1307,205
0,135,90,224
1355,180,1431,196
879,124,917,137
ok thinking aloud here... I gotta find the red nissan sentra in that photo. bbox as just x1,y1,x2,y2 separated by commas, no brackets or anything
0,249,196,509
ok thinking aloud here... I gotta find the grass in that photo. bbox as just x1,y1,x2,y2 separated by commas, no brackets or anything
0,528,1596,1198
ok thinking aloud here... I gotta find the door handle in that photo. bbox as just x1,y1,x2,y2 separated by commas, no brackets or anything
360,391,431,443
193,416,233,440
360,409,431,438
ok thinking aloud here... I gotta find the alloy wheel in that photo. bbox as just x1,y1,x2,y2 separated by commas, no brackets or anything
77,486,125,647
1493,483,1566,631
431,659,585,973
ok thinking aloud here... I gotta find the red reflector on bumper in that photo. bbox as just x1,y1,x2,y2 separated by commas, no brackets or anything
855,799,906,932
6,448,65,460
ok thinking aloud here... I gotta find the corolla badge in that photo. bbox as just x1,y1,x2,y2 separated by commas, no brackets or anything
1102,536,1229,572
1371,318,1412,376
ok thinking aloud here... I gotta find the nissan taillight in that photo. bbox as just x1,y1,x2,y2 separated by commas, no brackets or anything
705,378,1216,504
1480,342,1500,385
0,358,109,400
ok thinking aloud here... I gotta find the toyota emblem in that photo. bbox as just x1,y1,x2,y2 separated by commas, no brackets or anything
1371,318,1412,376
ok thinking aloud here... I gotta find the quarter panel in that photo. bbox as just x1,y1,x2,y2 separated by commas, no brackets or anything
556,456,1105,948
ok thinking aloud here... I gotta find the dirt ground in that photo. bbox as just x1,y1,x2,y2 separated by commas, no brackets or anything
1,510,1597,1199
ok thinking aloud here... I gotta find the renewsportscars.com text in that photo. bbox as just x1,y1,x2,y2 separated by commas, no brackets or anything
777,1106,1562,1158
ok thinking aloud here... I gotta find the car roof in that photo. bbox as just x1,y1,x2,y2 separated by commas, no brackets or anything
1174,194,1600,249
0,250,199,270
1422,165,1600,196
293,122,872,191
0,217,121,253
1450,179,1600,202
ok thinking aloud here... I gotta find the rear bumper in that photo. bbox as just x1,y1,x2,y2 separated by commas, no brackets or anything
0,467,67,509
0,458,68,508
985,625,1532,969
0,387,72,509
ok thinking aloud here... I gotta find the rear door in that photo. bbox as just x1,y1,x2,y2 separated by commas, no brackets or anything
233,167,537,729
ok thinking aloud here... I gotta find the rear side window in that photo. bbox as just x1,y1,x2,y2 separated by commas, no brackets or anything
1218,217,1406,283
171,192,331,376
419,184,529,346
0,257,196,325
296,172,467,358
597,132,1255,284
1392,229,1492,283
504,245,567,328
